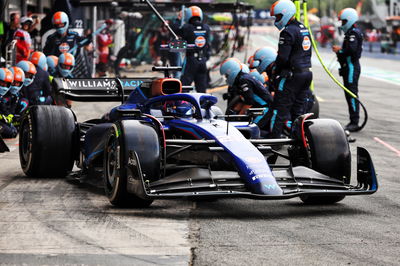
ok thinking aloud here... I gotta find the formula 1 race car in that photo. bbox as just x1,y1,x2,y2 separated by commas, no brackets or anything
18,66,378,207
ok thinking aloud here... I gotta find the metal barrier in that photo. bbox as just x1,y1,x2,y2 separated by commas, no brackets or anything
5,40,17,68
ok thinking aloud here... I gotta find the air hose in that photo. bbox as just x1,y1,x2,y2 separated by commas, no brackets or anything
301,0,367,131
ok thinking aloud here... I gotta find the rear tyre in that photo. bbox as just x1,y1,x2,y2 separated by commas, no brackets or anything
103,121,160,207
299,119,351,204
19,105,77,178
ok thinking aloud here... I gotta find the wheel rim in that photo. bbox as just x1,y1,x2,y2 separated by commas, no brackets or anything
106,136,118,189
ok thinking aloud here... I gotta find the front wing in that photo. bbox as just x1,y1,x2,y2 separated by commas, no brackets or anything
128,147,377,200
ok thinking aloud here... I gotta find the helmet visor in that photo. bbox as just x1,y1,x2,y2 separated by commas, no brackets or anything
274,14,283,23
12,80,23,87
24,72,35,79
61,63,73,70
55,23,66,29
0,80,11,88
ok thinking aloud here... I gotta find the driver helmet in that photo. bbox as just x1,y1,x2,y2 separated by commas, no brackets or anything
220,58,244,86
52,11,69,35
338,8,358,33
185,6,203,23
253,47,277,74
29,51,48,71
0,68,14,97
163,100,195,118
16,60,37,86
47,55,59,76
8,67,25,95
270,0,296,31
58,52,75,77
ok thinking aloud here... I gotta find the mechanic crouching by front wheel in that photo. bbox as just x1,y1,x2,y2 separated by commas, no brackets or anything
5,67,29,128
220,58,273,134
0,68,18,138
332,8,363,132
267,0,313,139
178,6,211,93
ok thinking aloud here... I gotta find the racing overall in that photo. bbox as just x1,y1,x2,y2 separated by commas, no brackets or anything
43,30,86,57
21,67,53,105
14,29,32,63
269,19,312,138
231,72,273,130
337,26,363,126
179,20,211,93
2,92,29,128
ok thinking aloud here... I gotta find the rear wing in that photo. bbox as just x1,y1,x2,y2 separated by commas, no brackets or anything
52,77,194,102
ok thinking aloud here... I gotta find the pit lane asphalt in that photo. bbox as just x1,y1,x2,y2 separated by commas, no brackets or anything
1,27,400,265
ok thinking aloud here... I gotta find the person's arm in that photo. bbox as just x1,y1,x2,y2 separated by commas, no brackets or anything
238,82,255,105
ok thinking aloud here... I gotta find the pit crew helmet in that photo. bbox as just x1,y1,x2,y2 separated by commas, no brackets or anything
29,51,48,71
0,68,13,97
241,63,250,74
270,0,296,31
250,69,267,84
16,60,37,86
8,67,25,95
47,55,58,76
52,11,69,35
247,56,259,69
253,47,277,73
185,6,203,23
163,100,195,118
58,52,75,77
338,8,358,33
220,58,244,86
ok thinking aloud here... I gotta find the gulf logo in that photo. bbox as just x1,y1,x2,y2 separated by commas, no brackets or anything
302,36,311,51
195,36,206,48
59,42,70,53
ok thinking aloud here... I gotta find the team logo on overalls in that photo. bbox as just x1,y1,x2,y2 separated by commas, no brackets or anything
302,36,311,51
59,42,70,53
194,36,206,48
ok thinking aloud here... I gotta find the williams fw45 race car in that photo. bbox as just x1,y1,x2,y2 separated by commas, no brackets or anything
18,68,378,207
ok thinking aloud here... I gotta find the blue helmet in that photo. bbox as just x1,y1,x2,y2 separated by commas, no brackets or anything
339,8,358,33
253,47,277,73
16,60,37,86
185,6,203,23
58,53,75,77
52,11,69,35
0,68,13,97
29,51,48,71
163,100,195,118
270,0,296,31
250,69,266,85
47,55,58,76
8,67,25,95
241,63,250,74
220,58,244,86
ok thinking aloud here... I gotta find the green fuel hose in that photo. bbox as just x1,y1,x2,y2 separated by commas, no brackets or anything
301,0,368,131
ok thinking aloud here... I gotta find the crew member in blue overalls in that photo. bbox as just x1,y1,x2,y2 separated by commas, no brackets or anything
178,6,211,93
6,67,29,127
43,11,88,57
267,0,313,138
220,58,273,133
332,8,363,132
0,68,17,138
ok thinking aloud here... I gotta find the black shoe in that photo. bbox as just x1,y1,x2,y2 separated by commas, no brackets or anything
344,123,360,132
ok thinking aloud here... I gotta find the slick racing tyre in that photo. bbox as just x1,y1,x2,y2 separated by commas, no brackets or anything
299,119,351,204
19,105,77,178
103,120,160,207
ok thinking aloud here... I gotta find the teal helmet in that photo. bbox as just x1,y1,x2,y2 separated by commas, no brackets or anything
253,47,277,73
339,8,358,33
220,58,244,86
270,0,296,31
